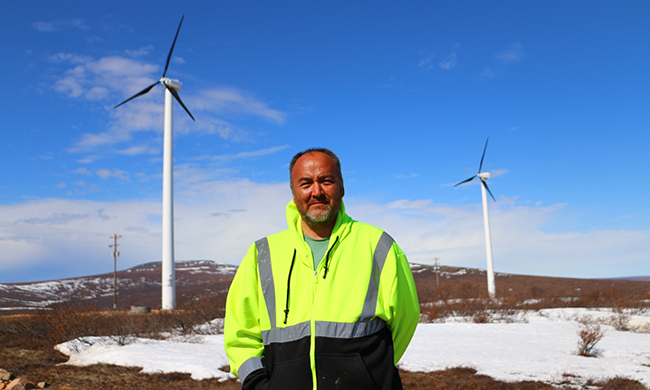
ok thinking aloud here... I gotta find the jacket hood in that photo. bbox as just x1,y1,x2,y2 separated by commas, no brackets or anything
286,200,352,248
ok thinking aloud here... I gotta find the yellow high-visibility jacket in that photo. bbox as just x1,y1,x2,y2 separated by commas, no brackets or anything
224,201,419,390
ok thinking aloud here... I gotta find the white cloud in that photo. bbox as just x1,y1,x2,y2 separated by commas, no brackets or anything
192,88,287,124
52,55,159,102
33,19,89,32
496,43,525,64
347,198,649,278
480,68,495,78
439,52,458,70
418,53,436,70
124,45,154,58
50,53,286,153
95,169,129,180
203,145,291,163
1,181,648,283
116,145,160,156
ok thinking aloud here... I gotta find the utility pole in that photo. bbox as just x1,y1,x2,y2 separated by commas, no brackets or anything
109,234,121,310
433,257,441,288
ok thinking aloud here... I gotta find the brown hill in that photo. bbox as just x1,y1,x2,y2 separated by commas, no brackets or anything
1,261,648,316
411,264,650,303
0,261,236,315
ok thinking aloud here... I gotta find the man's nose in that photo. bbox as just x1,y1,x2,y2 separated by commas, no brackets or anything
311,183,324,197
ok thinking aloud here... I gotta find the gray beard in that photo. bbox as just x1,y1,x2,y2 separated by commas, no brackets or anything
302,206,338,227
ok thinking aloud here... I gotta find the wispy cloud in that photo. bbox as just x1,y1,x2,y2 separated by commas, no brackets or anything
206,145,291,162
73,167,129,181
51,54,159,100
480,68,495,78
50,53,286,154
115,146,160,156
439,52,458,70
192,88,287,124
72,168,92,175
95,168,129,180
419,50,458,71
496,43,525,64
33,19,90,32
418,53,436,70
124,45,154,58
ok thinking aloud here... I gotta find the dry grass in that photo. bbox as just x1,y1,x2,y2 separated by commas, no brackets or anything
2,274,649,390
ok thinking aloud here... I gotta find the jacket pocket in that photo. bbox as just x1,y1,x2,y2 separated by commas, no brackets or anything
268,356,312,390
317,353,380,390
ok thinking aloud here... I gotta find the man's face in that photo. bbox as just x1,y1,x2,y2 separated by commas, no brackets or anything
290,152,344,227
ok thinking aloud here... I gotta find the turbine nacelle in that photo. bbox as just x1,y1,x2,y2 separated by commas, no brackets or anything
114,15,194,122
478,172,490,180
162,77,183,92
454,137,496,202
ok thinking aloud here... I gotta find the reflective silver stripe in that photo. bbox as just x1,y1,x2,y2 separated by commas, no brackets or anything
238,356,266,382
360,232,394,320
258,237,310,346
262,321,310,344
256,237,276,327
316,318,386,339
256,231,393,346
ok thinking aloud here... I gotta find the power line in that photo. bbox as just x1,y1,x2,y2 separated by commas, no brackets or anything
433,257,441,288
109,234,122,310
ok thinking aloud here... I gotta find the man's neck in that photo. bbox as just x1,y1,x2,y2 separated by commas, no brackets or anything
302,219,335,240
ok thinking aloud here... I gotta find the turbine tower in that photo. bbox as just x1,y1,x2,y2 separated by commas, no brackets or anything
454,138,497,299
114,15,195,310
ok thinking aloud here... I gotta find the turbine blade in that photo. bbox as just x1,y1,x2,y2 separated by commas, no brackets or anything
166,85,195,121
482,179,496,202
162,15,185,79
114,81,160,109
478,137,489,173
454,175,476,187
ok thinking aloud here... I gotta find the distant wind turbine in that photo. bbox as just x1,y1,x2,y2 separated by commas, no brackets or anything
114,15,195,310
454,137,497,299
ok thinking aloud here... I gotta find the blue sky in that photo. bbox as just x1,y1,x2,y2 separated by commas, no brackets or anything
1,1,648,283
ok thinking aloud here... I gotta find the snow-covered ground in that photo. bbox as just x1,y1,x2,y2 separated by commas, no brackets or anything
55,308,650,388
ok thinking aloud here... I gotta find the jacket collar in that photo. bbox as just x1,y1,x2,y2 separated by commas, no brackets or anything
285,200,352,249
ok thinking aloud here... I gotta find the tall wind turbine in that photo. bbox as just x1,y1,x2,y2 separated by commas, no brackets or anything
454,138,497,299
114,15,195,310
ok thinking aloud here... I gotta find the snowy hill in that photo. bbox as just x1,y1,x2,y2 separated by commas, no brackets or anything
0,260,237,314
1,261,648,316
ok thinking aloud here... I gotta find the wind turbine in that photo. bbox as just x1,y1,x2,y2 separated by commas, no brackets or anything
114,15,195,310
454,137,497,299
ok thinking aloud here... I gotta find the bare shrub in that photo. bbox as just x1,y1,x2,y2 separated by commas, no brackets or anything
34,293,226,350
529,285,545,299
419,302,449,323
172,293,226,335
456,281,480,300
418,295,531,324
577,316,605,357
43,301,101,349
612,304,631,331
585,376,648,390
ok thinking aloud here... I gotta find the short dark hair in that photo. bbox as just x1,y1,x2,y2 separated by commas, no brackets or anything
289,148,343,188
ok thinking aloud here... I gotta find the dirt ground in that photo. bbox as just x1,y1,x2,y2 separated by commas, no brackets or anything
1,346,647,390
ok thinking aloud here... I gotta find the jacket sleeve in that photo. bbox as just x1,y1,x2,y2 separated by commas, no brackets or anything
385,243,420,363
224,243,270,385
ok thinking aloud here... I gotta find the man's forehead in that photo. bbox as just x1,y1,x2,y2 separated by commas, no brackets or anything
293,152,335,171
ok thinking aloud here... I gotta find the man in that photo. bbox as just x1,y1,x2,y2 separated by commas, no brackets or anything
224,148,419,390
